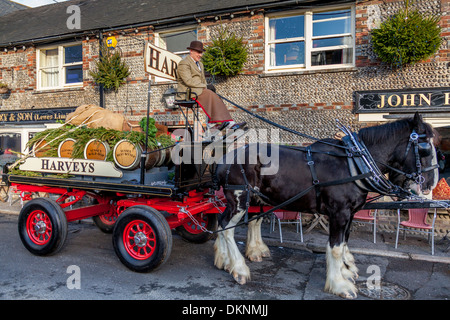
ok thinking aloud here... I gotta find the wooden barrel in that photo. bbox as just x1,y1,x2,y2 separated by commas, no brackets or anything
32,139,51,157
113,139,142,170
145,148,162,169
145,146,173,169
58,138,76,158
84,139,110,161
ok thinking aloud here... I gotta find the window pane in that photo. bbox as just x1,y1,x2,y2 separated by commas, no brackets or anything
269,15,304,40
313,9,351,21
41,67,59,87
40,49,58,68
65,45,82,64
311,48,352,66
270,42,304,66
66,65,83,83
0,133,21,154
313,36,352,48
160,29,197,53
313,18,351,37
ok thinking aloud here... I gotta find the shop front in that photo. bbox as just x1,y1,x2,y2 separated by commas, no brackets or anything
0,107,75,156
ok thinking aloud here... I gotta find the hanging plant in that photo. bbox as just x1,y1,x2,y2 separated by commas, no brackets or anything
202,26,248,76
0,81,10,94
371,1,442,67
89,42,130,91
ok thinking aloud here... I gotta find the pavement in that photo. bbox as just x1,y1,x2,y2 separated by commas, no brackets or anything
2,196,449,265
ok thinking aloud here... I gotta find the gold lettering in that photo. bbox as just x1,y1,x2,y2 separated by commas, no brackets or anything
419,93,432,106
444,92,450,105
387,94,401,107
377,95,386,108
402,94,416,106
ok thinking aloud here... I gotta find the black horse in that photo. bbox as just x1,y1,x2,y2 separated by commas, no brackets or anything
213,113,438,299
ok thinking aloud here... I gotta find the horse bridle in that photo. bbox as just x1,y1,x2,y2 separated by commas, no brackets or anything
391,130,438,188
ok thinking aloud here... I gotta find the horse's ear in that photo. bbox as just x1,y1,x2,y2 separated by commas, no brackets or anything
412,111,423,130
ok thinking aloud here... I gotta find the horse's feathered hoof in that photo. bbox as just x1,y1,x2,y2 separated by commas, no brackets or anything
233,273,248,285
340,291,358,299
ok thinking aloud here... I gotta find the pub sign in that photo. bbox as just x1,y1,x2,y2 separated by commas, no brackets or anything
354,87,450,113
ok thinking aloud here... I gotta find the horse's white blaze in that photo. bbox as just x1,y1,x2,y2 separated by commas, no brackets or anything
325,243,357,299
246,218,270,261
213,190,250,284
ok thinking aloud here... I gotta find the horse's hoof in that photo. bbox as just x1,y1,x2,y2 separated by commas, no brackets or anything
248,255,263,262
261,250,271,258
233,273,247,285
340,291,357,299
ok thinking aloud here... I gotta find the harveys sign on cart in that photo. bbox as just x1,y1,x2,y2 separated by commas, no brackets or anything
19,157,123,178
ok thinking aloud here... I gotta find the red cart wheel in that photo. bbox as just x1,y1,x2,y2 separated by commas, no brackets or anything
93,209,118,234
175,213,217,244
18,198,68,256
113,206,172,272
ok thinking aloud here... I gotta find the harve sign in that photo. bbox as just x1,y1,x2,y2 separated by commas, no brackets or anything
145,42,182,81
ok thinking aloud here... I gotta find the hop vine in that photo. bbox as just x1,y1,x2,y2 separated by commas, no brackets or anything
202,26,248,76
89,42,130,91
372,0,442,67
371,1,442,68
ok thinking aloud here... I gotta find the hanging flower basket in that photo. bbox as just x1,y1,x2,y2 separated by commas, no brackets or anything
0,82,9,94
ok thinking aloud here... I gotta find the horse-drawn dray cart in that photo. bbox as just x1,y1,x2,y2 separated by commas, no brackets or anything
8,137,232,272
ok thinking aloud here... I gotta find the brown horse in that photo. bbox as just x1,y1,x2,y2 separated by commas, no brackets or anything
213,113,438,299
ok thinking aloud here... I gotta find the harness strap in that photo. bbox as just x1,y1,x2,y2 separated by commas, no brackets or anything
306,146,322,210
218,171,373,233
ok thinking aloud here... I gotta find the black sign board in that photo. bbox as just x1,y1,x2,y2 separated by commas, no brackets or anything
354,87,450,113
0,107,76,124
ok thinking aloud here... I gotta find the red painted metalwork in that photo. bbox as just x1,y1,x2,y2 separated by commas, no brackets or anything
26,209,52,245
123,219,156,260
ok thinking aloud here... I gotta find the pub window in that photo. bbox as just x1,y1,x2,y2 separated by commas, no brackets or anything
265,6,354,72
154,27,197,82
37,43,83,89
0,133,21,154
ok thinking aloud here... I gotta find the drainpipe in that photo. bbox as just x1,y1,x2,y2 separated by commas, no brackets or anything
99,32,104,108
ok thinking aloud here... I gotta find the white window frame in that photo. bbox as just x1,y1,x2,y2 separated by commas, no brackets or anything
154,26,198,83
265,5,355,73
36,42,83,90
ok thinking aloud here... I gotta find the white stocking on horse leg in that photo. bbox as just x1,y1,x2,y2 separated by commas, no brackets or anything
214,190,250,285
223,228,250,284
325,243,357,299
246,218,270,262
343,244,359,281
214,228,231,271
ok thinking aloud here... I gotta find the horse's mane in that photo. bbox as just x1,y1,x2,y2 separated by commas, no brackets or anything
358,118,433,145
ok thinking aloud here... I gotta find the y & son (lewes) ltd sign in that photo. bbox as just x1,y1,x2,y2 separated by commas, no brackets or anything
0,107,76,124
354,87,450,113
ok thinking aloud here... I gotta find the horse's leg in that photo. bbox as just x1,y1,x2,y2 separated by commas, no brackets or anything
246,217,270,262
342,218,359,280
214,190,250,285
324,211,357,299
